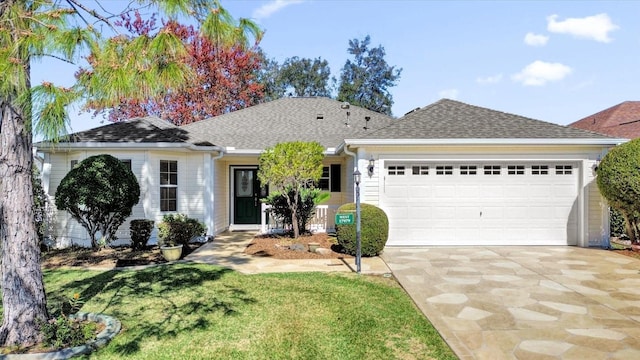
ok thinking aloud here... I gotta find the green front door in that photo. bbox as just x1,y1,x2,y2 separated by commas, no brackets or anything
234,169,260,224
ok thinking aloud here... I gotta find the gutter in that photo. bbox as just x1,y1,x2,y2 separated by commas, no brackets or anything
343,138,627,146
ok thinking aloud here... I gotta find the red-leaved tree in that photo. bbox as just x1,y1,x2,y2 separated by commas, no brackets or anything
90,12,264,125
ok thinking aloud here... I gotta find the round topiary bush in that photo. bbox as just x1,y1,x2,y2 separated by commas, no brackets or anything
335,203,389,257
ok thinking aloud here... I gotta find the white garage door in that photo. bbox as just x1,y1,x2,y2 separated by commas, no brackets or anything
381,163,579,246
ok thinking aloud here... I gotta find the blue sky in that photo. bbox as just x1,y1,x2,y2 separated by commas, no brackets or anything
32,0,640,134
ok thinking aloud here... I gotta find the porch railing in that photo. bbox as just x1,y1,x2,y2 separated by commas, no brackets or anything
261,204,339,234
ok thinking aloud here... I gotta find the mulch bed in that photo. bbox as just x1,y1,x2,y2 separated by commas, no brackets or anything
40,236,640,269
244,233,352,260
41,243,203,269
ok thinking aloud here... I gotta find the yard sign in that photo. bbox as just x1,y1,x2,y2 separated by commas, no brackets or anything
335,213,354,225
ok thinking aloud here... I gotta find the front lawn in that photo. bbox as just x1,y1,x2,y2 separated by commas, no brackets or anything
41,264,455,359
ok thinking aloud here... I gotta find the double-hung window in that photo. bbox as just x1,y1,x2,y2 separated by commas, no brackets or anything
317,165,341,192
160,160,178,212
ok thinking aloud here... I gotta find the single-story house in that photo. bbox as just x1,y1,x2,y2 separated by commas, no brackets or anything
36,97,624,248
569,101,640,139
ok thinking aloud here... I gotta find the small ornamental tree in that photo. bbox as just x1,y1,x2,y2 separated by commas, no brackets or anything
596,138,640,245
55,155,140,249
258,141,325,238
263,188,330,235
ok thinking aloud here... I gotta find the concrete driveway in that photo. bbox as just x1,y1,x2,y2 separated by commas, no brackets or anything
382,246,640,359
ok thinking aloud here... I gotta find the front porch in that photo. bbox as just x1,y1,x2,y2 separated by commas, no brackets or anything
260,204,340,234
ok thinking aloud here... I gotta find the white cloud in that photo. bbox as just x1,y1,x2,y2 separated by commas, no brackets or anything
547,13,619,43
252,0,305,20
476,74,503,84
438,89,459,99
524,32,549,46
512,60,572,86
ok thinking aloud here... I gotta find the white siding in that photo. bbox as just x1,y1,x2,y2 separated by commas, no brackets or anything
46,150,209,247
584,159,609,247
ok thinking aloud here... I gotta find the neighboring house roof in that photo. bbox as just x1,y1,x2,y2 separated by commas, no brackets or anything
568,101,640,139
359,99,612,140
182,97,396,150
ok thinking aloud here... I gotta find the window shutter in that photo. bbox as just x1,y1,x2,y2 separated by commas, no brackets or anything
330,164,341,192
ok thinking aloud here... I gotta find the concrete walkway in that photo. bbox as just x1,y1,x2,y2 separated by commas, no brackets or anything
382,246,640,360
184,231,391,275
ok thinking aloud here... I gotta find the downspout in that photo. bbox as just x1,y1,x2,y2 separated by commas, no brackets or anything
342,144,358,203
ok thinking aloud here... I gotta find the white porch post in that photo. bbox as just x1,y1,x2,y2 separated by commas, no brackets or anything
203,153,215,236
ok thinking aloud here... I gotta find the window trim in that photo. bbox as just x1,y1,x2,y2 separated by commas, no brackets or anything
435,165,453,175
532,165,549,175
483,165,501,175
555,165,573,175
460,165,477,175
412,165,429,175
317,164,341,192
318,166,331,191
120,159,132,171
160,160,178,212
507,165,525,175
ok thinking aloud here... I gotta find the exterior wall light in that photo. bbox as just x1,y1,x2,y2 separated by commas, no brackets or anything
368,157,375,176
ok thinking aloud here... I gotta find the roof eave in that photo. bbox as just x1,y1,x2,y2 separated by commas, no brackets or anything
225,147,340,156
35,142,225,153
343,138,627,146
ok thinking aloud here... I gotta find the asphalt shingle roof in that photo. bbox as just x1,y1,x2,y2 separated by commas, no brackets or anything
65,116,215,146
182,97,395,149
362,99,613,140
569,101,640,139
52,98,615,150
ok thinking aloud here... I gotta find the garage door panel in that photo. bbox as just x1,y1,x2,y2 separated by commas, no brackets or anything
503,185,529,198
433,207,456,219
433,186,456,198
385,185,408,198
529,185,553,198
456,206,482,219
410,186,432,197
408,207,432,219
383,162,579,246
481,185,504,197
457,186,482,198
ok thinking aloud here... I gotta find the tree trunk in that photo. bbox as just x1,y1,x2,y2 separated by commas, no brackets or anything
286,189,300,239
0,99,49,346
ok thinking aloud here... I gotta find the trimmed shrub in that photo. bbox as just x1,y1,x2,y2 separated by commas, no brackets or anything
55,154,140,249
158,214,206,247
130,219,154,250
597,138,640,243
610,208,626,238
335,203,389,257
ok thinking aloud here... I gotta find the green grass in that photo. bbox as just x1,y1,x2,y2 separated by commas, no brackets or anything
41,264,456,360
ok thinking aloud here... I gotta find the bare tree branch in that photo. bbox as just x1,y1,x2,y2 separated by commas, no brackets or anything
65,0,118,33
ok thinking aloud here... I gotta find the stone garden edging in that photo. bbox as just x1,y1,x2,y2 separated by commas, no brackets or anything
2,312,121,360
